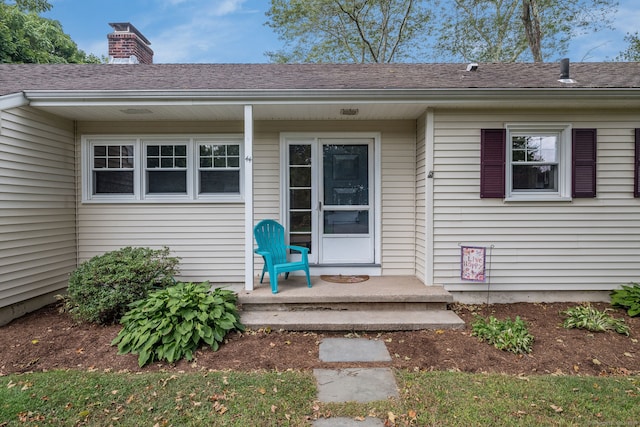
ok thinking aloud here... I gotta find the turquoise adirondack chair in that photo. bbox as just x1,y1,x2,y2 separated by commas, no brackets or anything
253,219,312,294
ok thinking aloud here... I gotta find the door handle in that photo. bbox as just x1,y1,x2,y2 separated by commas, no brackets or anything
318,201,322,210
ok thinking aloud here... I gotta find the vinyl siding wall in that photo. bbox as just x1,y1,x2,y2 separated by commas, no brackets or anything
77,120,418,280
0,107,76,308
76,121,245,282
432,109,640,292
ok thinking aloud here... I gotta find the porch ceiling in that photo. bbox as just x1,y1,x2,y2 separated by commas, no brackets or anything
31,102,431,121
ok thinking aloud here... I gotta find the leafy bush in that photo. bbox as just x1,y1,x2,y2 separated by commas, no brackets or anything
561,304,629,336
610,283,640,317
471,315,534,354
112,282,244,367
63,247,180,324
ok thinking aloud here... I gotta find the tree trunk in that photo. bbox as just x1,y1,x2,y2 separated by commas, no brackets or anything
521,0,543,62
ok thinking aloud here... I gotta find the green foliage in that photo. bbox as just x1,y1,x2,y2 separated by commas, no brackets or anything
112,282,245,367
63,247,180,325
0,1,101,63
610,283,640,317
433,0,616,62
471,315,534,354
266,0,433,63
562,304,630,336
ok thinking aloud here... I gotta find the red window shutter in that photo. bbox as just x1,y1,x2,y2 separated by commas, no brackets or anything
635,129,640,198
572,128,597,198
480,129,505,198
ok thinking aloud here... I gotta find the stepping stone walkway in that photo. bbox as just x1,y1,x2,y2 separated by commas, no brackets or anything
313,338,398,427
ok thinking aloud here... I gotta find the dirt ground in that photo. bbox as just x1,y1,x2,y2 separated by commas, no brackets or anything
1,302,638,377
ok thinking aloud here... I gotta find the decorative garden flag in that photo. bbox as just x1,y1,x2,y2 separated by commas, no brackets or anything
461,246,486,281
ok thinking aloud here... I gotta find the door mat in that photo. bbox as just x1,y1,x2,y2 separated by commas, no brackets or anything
320,274,369,283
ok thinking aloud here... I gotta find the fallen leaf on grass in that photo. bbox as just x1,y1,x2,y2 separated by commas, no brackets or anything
624,352,634,358
550,404,563,413
592,358,601,365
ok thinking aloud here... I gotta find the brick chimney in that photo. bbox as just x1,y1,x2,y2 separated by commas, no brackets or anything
108,22,153,64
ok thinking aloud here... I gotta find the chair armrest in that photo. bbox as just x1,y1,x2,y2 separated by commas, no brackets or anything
286,245,309,254
254,249,273,262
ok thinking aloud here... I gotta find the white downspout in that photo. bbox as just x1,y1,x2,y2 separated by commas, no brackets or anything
244,105,254,290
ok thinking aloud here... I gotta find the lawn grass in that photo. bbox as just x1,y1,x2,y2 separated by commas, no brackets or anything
1,370,639,426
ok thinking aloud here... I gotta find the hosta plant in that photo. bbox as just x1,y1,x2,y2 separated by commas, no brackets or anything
561,304,629,336
112,282,244,367
471,315,534,354
610,283,640,317
63,246,180,324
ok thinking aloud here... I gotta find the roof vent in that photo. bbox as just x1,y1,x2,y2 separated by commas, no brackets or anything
558,58,576,84
466,63,479,72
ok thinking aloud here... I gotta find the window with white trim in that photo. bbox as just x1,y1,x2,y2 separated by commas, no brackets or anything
198,142,241,194
505,124,572,201
91,143,135,195
83,135,243,202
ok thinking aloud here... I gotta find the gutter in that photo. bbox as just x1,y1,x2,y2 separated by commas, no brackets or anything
0,92,29,110
22,88,640,107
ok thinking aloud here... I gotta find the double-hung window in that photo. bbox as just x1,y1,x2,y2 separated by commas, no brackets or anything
198,142,241,195
145,142,189,197
480,124,596,201
91,141,136,198
83,135,243,202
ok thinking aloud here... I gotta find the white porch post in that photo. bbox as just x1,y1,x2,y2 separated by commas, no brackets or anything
425,109,435,284
244,105,254,290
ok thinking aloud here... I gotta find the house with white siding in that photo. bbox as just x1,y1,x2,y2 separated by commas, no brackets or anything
2,24,640,324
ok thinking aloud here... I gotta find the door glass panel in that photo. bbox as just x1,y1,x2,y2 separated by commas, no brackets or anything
323,145,368,205
289,144,313,254
290,189,311,209
324,210,369,234
290,211,312,233
290,145,311,165
290,167,311,187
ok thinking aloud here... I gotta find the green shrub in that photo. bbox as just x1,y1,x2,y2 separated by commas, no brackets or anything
610,283,640,317
63,247,180,324
112,282,244,367
471,315,534,354
561,304,629,336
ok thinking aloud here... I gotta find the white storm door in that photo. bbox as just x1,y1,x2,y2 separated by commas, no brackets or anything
318,139,374,264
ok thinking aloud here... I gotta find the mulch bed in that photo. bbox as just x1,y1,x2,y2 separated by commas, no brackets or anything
0,302,638,376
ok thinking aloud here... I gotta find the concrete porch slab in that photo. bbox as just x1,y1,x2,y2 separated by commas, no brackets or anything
319,338,391,362
238,275,454,303
314,368,399,403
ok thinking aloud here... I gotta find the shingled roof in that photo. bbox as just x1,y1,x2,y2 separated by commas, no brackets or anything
2,62,640,97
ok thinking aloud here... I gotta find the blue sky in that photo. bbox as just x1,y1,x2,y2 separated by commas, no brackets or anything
44,0,639,63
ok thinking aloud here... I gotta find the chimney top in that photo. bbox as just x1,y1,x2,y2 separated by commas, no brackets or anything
107,22,153,64
109,22,151,45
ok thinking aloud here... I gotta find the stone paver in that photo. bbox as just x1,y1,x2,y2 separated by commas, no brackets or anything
319,338,391,362
313,417,385,427
314,368,399,403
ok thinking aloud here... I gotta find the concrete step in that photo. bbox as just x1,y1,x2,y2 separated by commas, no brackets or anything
240,308,465,331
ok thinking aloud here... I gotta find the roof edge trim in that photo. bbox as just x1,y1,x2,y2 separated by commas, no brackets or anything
22,88,640,105
0,92,28,110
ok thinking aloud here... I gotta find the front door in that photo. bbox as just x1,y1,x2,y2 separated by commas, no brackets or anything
286,138,374,264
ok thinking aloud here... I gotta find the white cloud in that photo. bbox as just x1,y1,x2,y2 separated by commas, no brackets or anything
147,0,271,63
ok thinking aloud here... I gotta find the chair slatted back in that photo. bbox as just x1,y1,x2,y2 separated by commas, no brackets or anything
254,220,288,265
